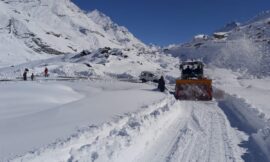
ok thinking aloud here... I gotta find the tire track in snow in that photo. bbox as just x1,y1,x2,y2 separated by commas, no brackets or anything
137,101,245,162
218,94,270,161
11,97,245,162
11,96,180,162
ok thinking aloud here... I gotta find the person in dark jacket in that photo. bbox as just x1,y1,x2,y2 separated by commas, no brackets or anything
158,76,165,92
23,70,27,81
31,73,34,81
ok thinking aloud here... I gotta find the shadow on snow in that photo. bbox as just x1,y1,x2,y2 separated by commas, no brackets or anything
218,99,268,162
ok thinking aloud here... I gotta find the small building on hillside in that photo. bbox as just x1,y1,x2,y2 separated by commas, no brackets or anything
213,32,228,39
194,34,209,41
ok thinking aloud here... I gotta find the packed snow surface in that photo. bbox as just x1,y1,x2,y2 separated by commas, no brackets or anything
1,68,268,162
10,91,246,162
0,80,165,161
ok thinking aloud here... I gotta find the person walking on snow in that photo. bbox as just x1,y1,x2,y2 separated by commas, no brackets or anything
31,73,34,81
44,67,49,77
23,68,28,81
158,76,165,92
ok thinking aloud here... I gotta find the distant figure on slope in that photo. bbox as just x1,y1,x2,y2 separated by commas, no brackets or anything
23,68,28,81
158,76,165,92
31,73,35,81
44,67,49,77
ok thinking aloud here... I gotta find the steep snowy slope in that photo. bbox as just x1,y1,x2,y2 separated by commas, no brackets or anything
0,0,145,67
87,10,144,48
165,11,270,77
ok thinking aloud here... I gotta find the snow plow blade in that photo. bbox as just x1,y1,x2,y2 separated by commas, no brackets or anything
175,79,212,101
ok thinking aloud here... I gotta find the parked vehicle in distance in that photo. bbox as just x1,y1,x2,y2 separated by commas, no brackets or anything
139,71,159,83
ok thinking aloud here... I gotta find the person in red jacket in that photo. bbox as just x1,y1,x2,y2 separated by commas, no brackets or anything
44,67,49,77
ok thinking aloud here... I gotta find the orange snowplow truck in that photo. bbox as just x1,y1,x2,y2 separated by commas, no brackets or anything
175,61,212,101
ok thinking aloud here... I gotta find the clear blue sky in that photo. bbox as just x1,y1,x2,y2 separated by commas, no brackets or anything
71,0,270,46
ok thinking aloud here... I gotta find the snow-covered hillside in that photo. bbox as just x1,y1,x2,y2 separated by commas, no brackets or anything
0,47,179,83
165,11,270,77
0,0,146,67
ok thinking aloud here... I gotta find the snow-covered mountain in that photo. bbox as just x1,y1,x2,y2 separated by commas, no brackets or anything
0,0,146,67
216,21,241,32
0,0,181,82
165,11,270,77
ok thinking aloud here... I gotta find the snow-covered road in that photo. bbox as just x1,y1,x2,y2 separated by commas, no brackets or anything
11,95,246,162
2,69,270,162
135,101,245,162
